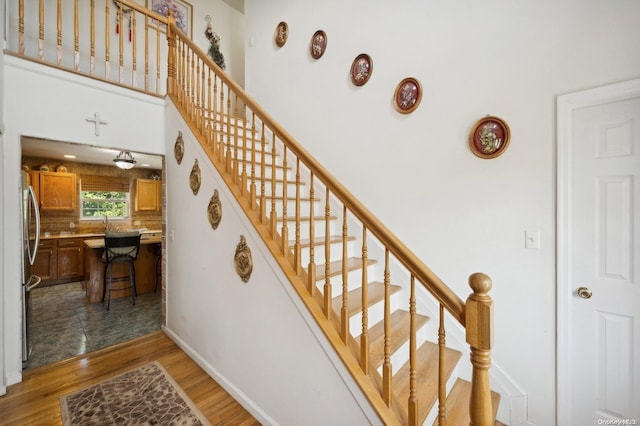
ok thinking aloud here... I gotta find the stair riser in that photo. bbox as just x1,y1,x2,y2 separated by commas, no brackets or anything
347,292,403,336
298,240,356,265
314,263,379,298
280,219,338,238
375,326,430,377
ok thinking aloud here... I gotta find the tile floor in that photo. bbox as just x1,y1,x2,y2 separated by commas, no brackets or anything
24,281,162,370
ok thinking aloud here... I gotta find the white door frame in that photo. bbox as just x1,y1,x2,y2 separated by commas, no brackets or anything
556,78,640,425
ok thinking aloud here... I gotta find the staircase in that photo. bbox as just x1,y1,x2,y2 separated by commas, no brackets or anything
7,1,500,423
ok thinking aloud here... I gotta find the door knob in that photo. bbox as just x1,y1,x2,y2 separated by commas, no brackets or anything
576,287,592,299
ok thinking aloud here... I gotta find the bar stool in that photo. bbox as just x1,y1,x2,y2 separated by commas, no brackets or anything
153,243,162,292
102,231,141,310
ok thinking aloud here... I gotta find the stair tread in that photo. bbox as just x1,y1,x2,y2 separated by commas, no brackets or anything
366,310,430,369
332,281,402,316
393,341,462,424
433,378,501,426
292,234,356,248
311,257,377,281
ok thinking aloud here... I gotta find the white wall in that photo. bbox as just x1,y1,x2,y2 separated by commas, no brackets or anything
190,0,245,88
164,102,379,425
0,56,165,387
243,1,640,425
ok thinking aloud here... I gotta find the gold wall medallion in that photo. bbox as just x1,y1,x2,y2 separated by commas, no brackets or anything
234,235,253,283
189,159,201,195
174,131,184,165
207,189,222,230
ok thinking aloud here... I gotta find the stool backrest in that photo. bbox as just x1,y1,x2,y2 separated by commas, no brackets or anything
104,231,141,262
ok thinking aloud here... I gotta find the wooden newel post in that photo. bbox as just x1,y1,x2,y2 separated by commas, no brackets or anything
166,11,176,96
465,272,493,426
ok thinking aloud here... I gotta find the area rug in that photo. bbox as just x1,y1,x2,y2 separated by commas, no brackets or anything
59,361,211,425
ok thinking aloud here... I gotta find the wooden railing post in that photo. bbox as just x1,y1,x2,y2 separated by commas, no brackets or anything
465,272,493,426
166,11,176,96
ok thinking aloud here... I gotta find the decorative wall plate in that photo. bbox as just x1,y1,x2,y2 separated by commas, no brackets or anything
393,77,422,114
207,189,222,230
234,235,253,283
189,159,201,195
310,30,327,59
174,131,184,164
469,115,511,159
350,54,372,86
275,21,288,47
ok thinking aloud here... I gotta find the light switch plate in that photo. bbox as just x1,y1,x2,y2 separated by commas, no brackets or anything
525,231,541,249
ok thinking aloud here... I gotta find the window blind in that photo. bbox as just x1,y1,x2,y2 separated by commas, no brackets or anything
80,175,130,192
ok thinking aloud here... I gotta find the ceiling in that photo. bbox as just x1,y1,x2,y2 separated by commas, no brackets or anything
21,137,164,170
222,0,244,14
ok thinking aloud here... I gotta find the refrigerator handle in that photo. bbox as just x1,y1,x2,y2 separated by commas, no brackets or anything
28,186,40,265
26,275,42,292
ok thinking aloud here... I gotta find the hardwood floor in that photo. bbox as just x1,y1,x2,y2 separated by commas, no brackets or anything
0,331,261,426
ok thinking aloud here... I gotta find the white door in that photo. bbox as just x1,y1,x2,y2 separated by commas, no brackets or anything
558,80,640,425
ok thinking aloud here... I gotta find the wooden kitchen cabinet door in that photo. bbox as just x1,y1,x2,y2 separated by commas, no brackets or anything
38,172,77,211
32,239,56,281
135,179,161,211
56,238,83,280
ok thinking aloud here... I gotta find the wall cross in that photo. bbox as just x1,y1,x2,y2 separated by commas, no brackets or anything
86,112,109,136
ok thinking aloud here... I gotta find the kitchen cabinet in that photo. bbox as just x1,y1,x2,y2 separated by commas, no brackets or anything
29,171,78,211
56,238,84,280
31,239,56,281
31,238,84,284
135,179,161,212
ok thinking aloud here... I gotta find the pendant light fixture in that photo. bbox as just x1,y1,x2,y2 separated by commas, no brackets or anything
113,151,136,169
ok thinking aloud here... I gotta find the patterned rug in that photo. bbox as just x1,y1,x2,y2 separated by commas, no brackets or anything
59,361,211,425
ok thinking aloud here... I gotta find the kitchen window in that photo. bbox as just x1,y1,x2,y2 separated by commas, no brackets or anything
80,175,131,220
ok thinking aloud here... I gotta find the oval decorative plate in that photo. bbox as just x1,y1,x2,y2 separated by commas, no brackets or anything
350,54,373,86
234,235,253,283
393,77,422,114
310,30,327,59
207,189,222,230
190,159,201,195
174,131,184,165
275,21,288,47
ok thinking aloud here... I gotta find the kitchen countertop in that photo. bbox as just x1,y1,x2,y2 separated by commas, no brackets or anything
38,229,163,240
83,234,162,249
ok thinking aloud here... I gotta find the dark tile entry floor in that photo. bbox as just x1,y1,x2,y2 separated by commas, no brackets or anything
24,282,162,370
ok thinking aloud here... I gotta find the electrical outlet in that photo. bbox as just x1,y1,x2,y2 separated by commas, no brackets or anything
525,231,541,249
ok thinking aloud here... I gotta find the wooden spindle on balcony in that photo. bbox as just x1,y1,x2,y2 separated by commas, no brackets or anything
73,0,79,70
382,249,392,405
340,205,349,342
118,5,124,83
104,2,110,77
323,188,332,319
293,159,302,274
408,276,418,425
307,174,316,295
132,12,137,84
144,14,148,90
360,226,369,373
249,111,258,207
269,133,277,239
19,0,25,55
438,304,447,425
155,20,161,94
57,0,62,65
259,123,267,223
38,0,44,60
280,147,289,254
90,0,95,74
466,273,494,426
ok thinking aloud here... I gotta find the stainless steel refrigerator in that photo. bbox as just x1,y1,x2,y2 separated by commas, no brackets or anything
21,170,42,363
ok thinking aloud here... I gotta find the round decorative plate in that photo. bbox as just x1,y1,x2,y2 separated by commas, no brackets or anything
190,159,201,195
275,21,288,47
469,115,511,159
350,54,373,86
310,30,327,59
393,77,422,114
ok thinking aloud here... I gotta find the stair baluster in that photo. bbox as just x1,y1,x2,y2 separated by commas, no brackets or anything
408,276,418,425
382,249,392,405
438,304,447,425
307,174,317,295
360,227,370,373
340,205,349,342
